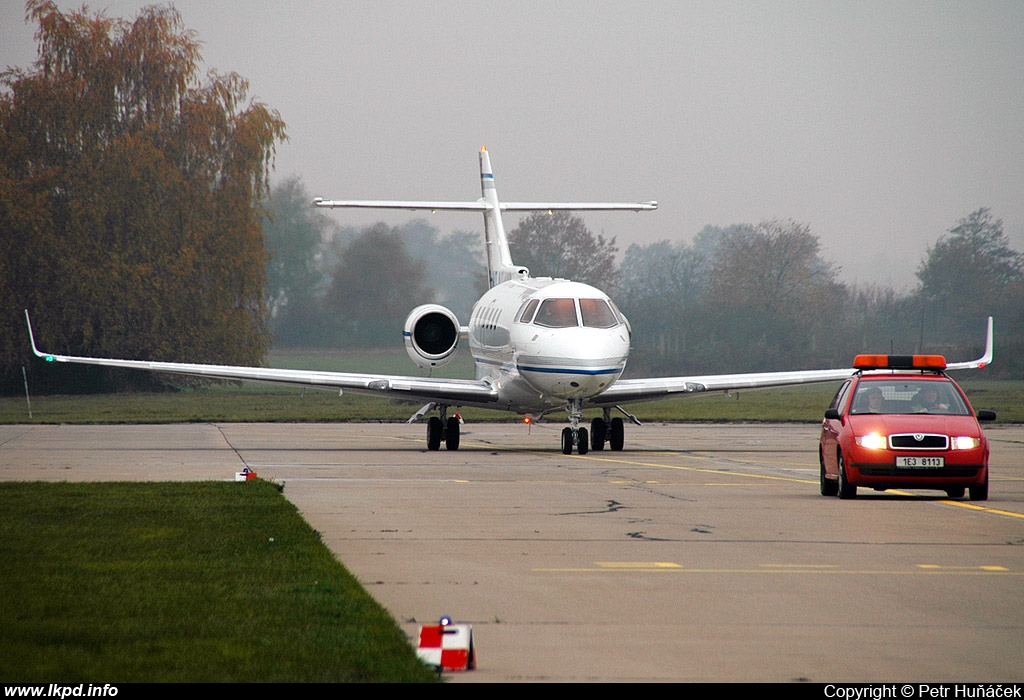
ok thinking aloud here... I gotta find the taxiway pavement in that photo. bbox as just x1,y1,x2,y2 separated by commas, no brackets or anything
2,421,1023,683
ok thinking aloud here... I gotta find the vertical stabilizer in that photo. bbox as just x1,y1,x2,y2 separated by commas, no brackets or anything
479,148,526,287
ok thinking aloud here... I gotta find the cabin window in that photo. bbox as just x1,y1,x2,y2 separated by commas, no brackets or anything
533,298,578,328
579,299,619,328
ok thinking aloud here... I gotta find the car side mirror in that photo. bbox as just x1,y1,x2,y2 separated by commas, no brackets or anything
824,408,841,420
976,410,997,422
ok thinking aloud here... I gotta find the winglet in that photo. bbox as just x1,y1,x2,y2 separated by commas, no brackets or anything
946,316,994,371
25,310,44,358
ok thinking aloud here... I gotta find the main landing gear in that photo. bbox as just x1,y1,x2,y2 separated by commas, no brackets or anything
424,404,461,451
561,404,637,455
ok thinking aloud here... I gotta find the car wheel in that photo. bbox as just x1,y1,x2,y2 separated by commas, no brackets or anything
820,448,838,496
969,472,989,501
837,451,857,499
945,487,965,499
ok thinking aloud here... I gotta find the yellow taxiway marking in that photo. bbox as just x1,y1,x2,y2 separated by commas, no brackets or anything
572,453,811,484
573,455,1024,519
917,564,1009,572
534,562,1022,575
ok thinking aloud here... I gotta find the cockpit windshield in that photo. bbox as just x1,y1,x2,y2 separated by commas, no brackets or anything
533,298,578,327
579,298,619,328
521,297,620,329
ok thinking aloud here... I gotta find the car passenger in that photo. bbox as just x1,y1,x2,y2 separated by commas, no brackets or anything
853,387,884,414
912,386,949,413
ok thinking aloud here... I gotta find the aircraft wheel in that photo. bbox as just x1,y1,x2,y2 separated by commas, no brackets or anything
590,418,606,451
445,416,461,451
577,427,588,455
561,427,573,455
819,448,838,496
426,416,442,451
609,417,624,451
837,451,857,499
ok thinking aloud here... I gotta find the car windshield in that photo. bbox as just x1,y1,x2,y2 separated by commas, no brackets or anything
850,380,970,416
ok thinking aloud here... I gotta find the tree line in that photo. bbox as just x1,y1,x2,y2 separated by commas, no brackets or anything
264,175,1023,379
1,1,285,392
2,2,1021,396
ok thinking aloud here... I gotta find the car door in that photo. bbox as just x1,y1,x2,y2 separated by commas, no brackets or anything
820,379,854,473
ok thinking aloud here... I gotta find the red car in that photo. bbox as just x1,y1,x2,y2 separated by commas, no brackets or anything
819,354,996,500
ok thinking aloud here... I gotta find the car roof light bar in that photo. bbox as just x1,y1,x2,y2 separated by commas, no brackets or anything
853,354,947,371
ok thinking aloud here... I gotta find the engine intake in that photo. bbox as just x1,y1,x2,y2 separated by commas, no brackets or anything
404,304,461,368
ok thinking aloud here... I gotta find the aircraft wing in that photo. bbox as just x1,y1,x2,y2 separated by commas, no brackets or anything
25,313,498,407
590,316,994,407
587,367,857,406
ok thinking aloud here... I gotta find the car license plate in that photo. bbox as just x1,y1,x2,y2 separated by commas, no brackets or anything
896,456,944,468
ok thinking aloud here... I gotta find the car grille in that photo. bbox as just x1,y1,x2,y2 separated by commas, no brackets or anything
889,433,948,449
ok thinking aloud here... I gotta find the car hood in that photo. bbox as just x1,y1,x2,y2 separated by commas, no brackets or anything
848,414,982,436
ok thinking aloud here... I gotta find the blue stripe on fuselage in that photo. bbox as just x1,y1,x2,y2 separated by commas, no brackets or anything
518,364,621,376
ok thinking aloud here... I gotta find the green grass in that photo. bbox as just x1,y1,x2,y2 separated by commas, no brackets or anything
4,346,1022,424
0,480,440,683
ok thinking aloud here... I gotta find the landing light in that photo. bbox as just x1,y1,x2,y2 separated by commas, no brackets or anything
853,354,946,371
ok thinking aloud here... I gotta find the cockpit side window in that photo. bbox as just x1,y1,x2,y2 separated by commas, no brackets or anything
579,298,619,328
533,298,578,328
516,298,540,324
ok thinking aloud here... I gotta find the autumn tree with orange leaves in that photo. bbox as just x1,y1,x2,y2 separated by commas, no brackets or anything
0,1,286,391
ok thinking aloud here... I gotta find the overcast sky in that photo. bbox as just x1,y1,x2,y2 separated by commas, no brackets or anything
3,1,1022,290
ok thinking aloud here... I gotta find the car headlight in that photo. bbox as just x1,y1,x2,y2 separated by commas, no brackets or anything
855,433,888,450
950,436,980,450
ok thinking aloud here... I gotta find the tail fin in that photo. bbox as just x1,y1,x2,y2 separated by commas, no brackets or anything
478,147,528,288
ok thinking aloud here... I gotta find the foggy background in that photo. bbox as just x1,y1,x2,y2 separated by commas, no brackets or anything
3,0,1022,290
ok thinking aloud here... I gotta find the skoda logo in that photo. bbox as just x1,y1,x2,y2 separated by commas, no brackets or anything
914,433,925,441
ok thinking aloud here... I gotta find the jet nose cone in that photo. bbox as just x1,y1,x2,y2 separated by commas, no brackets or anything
516,327,629,398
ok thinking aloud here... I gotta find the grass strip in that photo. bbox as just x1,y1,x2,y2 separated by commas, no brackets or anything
0,481,440,683
2,379,1019,424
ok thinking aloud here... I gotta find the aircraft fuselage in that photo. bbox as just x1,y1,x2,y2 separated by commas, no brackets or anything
468,277,630,414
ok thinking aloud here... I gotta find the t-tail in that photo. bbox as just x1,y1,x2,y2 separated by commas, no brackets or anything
313,147,658,289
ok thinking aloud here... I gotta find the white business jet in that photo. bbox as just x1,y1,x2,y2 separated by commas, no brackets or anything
26,148,994,454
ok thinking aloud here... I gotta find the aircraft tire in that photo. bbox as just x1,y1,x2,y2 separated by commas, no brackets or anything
609,417,624,451
590,418,606,450
577,427,588,455
445,416,461,451
427,416,442,451
561,427,573,455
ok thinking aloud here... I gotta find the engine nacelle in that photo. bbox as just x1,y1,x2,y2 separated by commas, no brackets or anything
404,304,461,369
